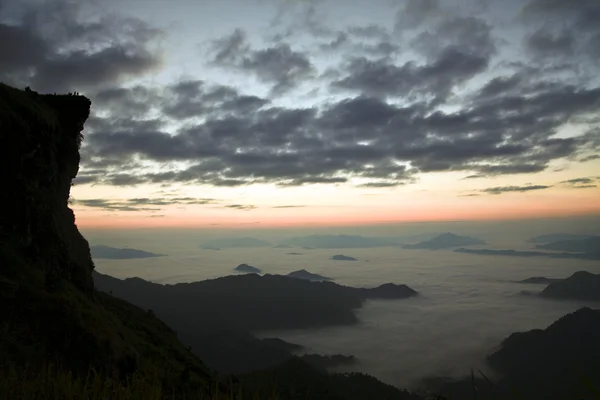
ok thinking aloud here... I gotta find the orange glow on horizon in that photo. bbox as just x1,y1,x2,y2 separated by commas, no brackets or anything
74,189,600,229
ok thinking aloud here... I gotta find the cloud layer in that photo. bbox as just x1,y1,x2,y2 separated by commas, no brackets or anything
2,0,599,193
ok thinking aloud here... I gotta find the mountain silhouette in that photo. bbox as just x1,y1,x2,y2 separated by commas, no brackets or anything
404,233,485,249
286,269,333,281
535,236,600,253
91,245,165,259
527,233,597,243
202,237,272,248
234,263,262,273
541,271,600,301
332,254,358,261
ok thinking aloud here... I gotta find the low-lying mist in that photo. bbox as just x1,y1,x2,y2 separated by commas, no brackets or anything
83,217,600,388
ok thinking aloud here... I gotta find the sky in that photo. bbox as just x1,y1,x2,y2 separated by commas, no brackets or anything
1,0,599,228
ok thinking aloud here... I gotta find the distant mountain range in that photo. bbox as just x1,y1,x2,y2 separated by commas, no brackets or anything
202,237,272,248
278,234,396,249
90,245,165,259
455,248,600,260
526,233,597,243
403,233,485,249
535,236,600,253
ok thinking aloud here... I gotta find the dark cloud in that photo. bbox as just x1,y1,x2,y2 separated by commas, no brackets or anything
71,197,219,212
78,66,600,188
224,204,257,210
411,16,497,59
318,25,399,58
560,177,599,189
521,0,600,64
481,185,551,195
332,47,489,102
525,29,574,58
0,0,163,92
210,31,315,95
580,155,600,162
395,0,440,31
561,177,595,185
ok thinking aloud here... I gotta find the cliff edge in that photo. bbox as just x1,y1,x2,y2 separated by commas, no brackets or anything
0,84,94,291
0,84,216,398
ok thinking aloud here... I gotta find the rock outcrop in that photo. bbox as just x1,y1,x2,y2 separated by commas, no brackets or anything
0,84,94,291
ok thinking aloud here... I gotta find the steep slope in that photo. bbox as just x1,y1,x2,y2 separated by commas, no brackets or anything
0,84,216,398
487,307,600,400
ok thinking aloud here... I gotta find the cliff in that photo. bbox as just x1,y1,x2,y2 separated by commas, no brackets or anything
0,84,94,291
0,84,216,398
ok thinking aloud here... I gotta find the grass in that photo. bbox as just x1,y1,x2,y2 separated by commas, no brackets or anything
0,362,284,400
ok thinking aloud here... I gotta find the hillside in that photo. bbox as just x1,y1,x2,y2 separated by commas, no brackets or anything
0,84,217,398
93,271,417,331
488,307,600,400
541,271,600,301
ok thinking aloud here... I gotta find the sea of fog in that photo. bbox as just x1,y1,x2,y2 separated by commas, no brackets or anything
83,224,600,390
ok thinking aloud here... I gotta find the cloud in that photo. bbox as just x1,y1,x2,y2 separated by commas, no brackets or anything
272,205,306,208
332,47,489,102
560,177,599,189
520,0,600,65
580,154,600,162
411,16,497,59
394,0,440,31
0,0,163,92
224,204,257,210
524,29,574,58
77,65,600,188
481,185,551,195
71,197,219,211
209,30,315,95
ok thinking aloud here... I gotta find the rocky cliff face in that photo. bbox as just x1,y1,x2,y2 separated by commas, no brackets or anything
0,84,94,291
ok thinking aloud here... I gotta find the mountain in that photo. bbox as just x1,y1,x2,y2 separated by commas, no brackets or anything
237,357,422,400
0,84,217,398
90,245,165,259
286,269,333,281
455,247,600,260
404,233,485,249
430,308,600,400
202,237,272,248
541,271,600,301
535,236,600,253
527,233,597,243
487,307,600,400
279,234,396,249
332,254,357,261
234,263,262,273
517,277,562,284
300,354,356,371
93,271,418,331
